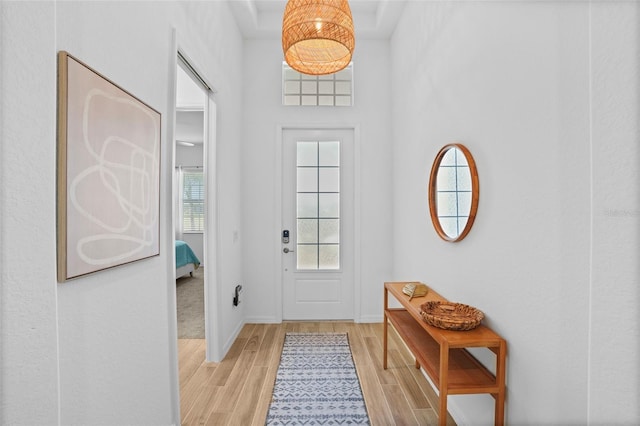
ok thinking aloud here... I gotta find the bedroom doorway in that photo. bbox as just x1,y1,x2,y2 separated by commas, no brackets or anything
174,53,218,363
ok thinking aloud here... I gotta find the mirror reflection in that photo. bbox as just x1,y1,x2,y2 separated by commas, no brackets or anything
428,144,479,242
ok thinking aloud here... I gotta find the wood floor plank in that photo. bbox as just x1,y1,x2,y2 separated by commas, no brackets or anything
251,326,285,426
381,383,419,425
388,348,431,409
226,366,268,426
244,324,265,352
251,366,278,426
181,379,223,426
209,337,248,386
178,338,193,352
318,322,336,333
388,323,417,365
357,361,396,426
253,323,278,367
414,408,439,425
362,322,384,339
180,363,217,420
406,363,457,425
298,322,319,333
330,321,351,333
237,323,256,339
212,349,258,413
284,321,299,332
178,339,201,367
347,324,372,369
204,411,230,426
364,336,399,385
179,339,207,388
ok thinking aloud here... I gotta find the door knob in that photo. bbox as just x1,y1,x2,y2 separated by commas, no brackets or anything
283,247,295,253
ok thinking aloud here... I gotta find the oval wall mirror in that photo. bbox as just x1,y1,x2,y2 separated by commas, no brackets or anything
428,143,479,242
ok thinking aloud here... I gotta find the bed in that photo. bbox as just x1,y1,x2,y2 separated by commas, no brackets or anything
175,240,201,278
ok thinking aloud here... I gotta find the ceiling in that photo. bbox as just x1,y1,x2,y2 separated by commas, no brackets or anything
229,0,407,39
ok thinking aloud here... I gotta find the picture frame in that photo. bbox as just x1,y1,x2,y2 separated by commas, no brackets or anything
57,51,161,282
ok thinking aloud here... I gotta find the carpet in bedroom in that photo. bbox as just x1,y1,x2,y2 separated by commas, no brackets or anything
176,267,205,339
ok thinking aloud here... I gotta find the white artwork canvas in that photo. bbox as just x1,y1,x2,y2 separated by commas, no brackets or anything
57,51,161,281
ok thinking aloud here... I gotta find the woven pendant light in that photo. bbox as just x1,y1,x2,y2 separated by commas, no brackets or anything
282,0,355,75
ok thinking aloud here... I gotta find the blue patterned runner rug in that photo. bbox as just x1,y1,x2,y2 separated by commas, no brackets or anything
266,332,371,425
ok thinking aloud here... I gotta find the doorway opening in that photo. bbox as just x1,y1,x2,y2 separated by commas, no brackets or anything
173,51,219,370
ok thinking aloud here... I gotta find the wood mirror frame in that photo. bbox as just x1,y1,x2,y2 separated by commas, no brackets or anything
428,143,479,242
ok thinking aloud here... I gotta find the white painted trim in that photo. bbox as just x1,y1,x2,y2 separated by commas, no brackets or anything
357,315,383,323
244,316,282,323
353,125,362,322
167,28,181,426
274,126,284,323
204,96,221,362
274,123,362,322
220,319,245,360
586,3,594,422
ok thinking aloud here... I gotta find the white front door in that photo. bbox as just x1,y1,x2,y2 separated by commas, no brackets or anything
282,128,355,320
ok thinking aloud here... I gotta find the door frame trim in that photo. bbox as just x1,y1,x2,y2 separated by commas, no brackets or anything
274,124,362,322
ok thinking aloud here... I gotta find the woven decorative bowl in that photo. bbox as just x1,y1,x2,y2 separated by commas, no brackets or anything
420,301,484,331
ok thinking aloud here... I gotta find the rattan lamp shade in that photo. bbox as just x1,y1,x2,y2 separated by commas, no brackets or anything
282,0,355,75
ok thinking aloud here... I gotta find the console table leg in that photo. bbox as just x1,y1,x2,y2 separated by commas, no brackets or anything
494,392,505,426
383,288,389,370
438,343,450,426
383,314,388,369
494,340,507,426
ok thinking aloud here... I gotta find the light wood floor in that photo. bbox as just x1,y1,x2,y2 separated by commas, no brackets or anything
178,322,456,426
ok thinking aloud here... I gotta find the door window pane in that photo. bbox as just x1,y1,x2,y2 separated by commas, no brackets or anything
297,168,317,192
319,219,340,243
318,168,340,192
297,245,318,269
296,140,341,270
297,142,318,166
297,193,318,217
297,219,318,244
319,245,339,269
319,141,340,166
318,193,339,217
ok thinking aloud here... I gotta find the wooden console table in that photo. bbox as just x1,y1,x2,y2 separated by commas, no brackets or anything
384,282,507,426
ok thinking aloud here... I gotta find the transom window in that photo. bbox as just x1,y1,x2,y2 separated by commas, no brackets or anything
296,141,341,270
283,63,353,106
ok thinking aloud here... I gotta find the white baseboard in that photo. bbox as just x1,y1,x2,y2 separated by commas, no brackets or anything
244,316,281,323
244,315,384,323
211,320,245,363
355,314,383,323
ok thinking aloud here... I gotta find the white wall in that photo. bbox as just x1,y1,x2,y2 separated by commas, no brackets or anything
391,1,638,425
0,1,244,425
589,2,640,423
176,143,204,167
1,2,60,424
241,38,394,322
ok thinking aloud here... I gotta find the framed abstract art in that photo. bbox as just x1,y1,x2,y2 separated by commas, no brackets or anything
56,51,161,281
